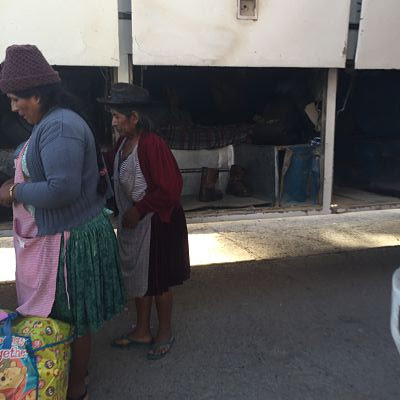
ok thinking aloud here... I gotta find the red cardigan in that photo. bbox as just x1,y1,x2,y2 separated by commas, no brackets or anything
134,132,183,223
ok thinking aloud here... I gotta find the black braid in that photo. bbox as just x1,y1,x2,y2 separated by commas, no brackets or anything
14,83,108,196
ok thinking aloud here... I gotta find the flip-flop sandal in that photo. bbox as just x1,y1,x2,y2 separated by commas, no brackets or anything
67,389,89,400
111,334,152,348
147,337,175,360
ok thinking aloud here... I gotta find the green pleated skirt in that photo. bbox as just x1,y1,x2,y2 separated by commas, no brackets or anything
51,210,126,337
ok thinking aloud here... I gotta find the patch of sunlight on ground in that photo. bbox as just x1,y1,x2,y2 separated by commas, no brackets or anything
320,231,400,250
0,233,255,282
2,230,397,282
0,248,15,282
189,232,255,266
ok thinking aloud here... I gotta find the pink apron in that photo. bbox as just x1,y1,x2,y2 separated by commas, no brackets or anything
13,142,68,317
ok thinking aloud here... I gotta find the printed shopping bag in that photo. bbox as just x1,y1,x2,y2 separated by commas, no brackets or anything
0,311,38,400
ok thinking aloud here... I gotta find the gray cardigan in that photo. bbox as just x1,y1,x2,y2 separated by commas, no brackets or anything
15,108,105,236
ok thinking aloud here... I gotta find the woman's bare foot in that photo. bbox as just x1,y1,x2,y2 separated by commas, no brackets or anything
111,328,153,347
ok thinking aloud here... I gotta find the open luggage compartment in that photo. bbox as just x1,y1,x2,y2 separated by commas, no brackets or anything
135,65,326,217
333,69,400,212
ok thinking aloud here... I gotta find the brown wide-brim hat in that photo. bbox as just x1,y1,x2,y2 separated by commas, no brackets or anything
97,82,155,107
0,44,60,94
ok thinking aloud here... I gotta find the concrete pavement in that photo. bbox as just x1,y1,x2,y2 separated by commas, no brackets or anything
1,209,400,399
2,209,400,281
188,208,400,264
1,246,400,399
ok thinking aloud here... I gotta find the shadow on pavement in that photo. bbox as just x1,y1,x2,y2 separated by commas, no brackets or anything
1,246,400,399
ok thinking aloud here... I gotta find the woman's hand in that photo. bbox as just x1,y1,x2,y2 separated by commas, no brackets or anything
0,180,15,207
122,206,141,229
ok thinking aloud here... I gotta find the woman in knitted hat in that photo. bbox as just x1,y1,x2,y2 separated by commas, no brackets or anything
0,44,125,400
98,83,190,360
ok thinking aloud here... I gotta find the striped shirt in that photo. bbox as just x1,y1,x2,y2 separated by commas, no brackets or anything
119,145,147,202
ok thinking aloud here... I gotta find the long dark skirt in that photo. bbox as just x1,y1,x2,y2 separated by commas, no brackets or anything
146,205,190,296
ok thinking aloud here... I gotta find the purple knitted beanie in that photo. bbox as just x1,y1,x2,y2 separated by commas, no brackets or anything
0,44,61,94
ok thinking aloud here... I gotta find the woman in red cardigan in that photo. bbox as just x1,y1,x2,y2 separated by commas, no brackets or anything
99,83,190,359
